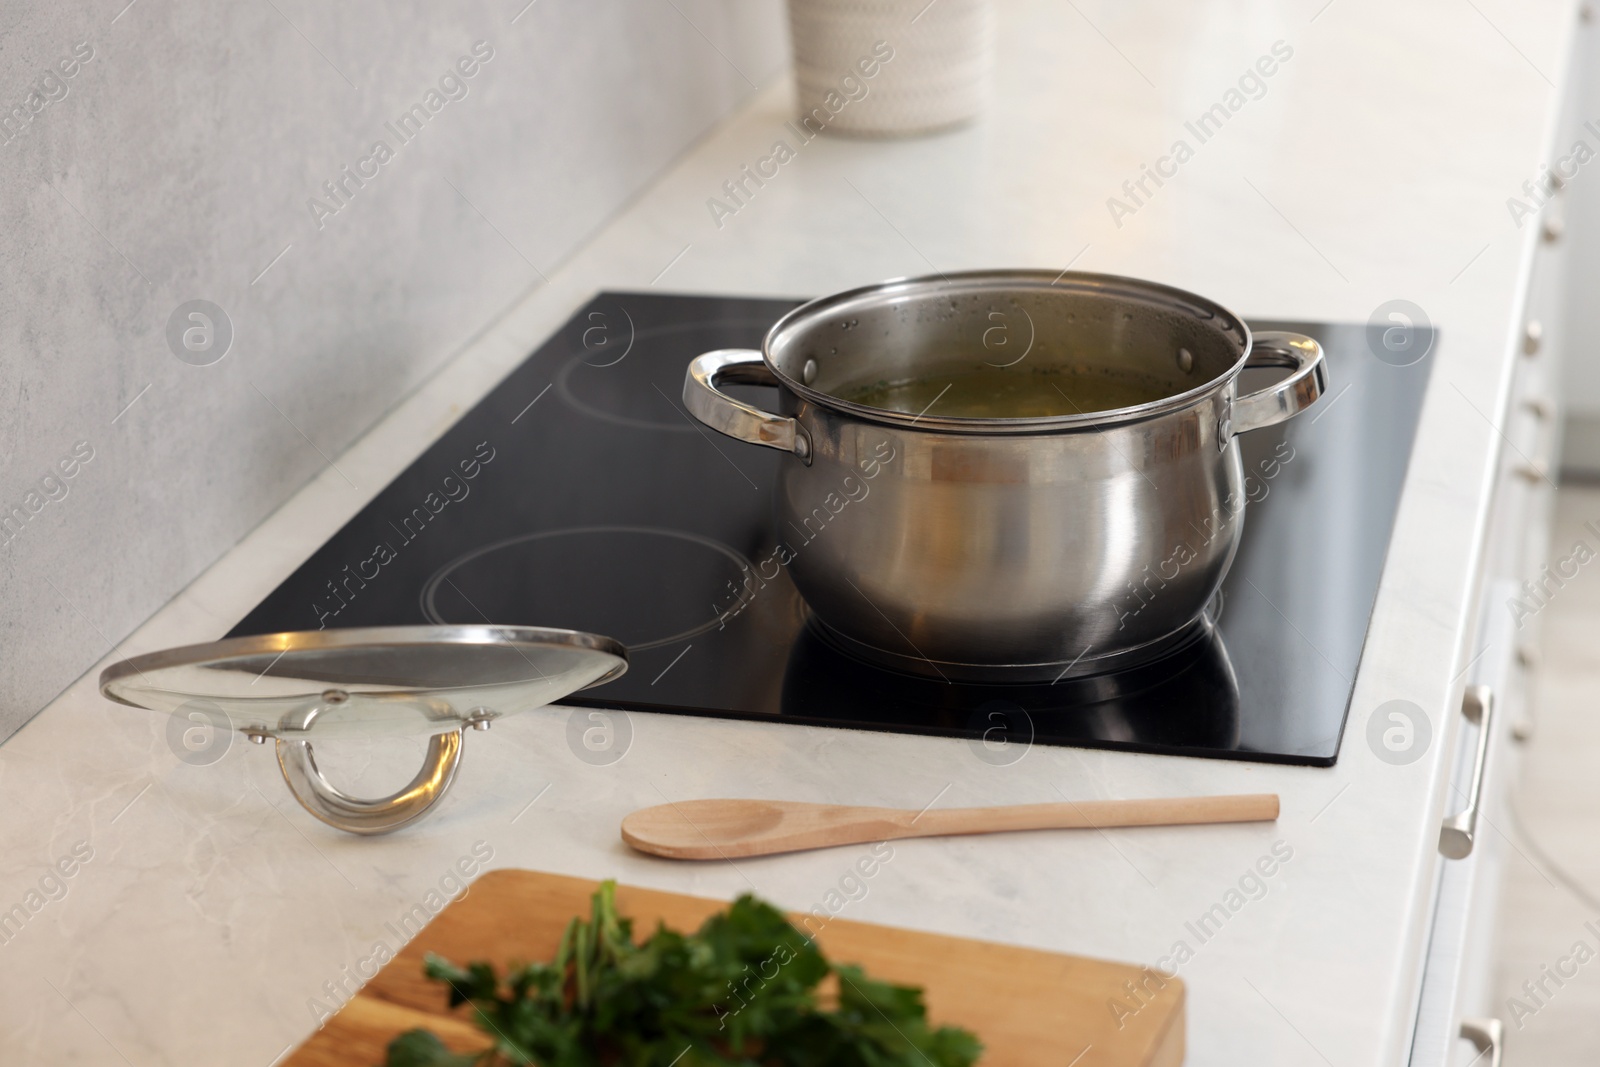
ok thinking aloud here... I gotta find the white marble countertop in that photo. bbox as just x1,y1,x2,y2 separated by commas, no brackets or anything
2,1,1581,1063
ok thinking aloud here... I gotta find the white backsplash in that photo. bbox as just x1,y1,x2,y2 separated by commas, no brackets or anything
0,0,786,740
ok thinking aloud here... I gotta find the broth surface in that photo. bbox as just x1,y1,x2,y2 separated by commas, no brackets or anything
839,365,1175,418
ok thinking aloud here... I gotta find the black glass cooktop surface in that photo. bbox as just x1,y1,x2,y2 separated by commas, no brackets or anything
230,292,1434,766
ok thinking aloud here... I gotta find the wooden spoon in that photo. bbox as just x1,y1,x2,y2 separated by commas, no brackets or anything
621,793,1279,860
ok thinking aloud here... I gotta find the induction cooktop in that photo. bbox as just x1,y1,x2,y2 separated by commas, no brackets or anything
229,291,1433,766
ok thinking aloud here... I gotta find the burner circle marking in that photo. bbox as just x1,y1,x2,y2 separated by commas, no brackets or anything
420,525,758,652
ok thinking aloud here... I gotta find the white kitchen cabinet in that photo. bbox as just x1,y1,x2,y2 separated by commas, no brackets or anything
1409,13,1586,1056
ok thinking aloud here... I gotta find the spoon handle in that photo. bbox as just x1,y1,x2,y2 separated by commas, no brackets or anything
905,793,1280,838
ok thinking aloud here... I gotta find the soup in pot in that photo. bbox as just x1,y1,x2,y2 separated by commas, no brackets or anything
838,365,1176,418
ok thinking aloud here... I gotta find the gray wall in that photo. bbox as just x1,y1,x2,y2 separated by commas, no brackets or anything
0,0,786,740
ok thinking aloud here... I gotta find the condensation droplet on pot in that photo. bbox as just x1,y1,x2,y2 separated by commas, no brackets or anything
803,358,818,385
1177,347,1194,373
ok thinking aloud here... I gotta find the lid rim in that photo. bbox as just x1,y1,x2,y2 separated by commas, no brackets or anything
98,624,630,708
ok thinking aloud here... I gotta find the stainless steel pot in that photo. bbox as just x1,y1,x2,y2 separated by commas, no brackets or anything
683,270,1326,681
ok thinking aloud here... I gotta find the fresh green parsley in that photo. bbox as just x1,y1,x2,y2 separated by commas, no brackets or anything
384,880,982,1066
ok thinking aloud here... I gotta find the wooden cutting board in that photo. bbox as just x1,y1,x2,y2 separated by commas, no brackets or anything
284,869,1184,1066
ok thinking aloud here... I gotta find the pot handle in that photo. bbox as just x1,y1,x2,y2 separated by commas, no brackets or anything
684,349,812,462
1231,331,1328,437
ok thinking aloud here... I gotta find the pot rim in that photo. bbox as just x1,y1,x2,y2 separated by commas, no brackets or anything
762,269,1256,433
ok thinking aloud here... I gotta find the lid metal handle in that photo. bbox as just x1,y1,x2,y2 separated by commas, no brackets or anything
277,729,464,835
268,694,465,834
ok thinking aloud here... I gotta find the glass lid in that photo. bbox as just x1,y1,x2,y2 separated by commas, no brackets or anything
99,625,628,740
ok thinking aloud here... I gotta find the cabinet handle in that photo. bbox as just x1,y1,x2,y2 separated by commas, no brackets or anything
1515,459,1551,483
1512,644,1539,742
1523,319,1543,355
1542,215,1565,243
1514,397,1557,482
1460,1017,1503,1067
1440,685,1494,859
